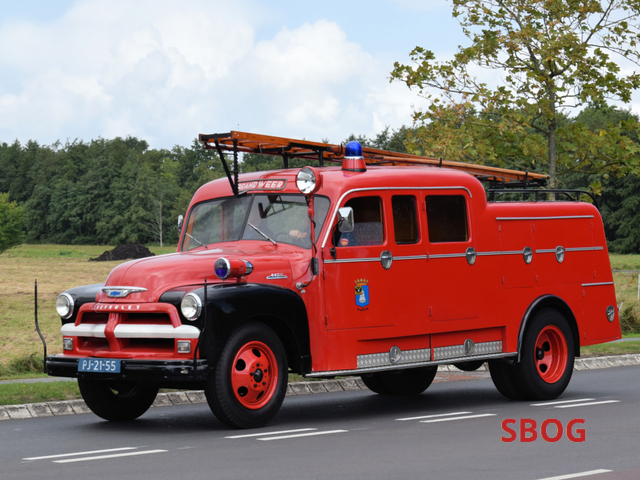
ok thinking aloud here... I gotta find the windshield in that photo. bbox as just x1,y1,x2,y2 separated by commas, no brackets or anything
181,194,330,251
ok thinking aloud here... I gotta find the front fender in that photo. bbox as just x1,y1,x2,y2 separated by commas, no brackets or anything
196,283,311,373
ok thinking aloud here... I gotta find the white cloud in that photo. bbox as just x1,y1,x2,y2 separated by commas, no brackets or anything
0,0,426,148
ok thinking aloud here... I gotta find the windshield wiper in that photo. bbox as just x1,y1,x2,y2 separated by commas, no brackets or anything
247,222,277,246
185,232,208,249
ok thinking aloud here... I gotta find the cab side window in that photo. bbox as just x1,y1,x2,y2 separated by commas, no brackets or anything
426,195,468,243
392,195,418,244
337,196,384,246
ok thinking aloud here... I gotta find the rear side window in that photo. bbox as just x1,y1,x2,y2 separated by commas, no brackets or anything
392,195,418,244
426,195,468,243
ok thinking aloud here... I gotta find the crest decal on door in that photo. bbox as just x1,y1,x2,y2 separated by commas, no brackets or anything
355,278,370,308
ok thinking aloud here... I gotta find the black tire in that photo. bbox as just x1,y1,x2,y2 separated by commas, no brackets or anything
78,379,158,421
360,373,390,394
454,360,485,372
363,367,437,396
517,308,575,400
205,322,288,429
488,359,525,400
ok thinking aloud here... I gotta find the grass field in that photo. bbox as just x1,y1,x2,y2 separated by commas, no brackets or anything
0,244,177,368
1,246,639,370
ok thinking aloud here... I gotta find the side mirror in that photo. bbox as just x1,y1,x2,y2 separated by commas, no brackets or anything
176,215,184,230
337,207,354,233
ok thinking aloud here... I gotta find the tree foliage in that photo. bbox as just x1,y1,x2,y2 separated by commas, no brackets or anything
562,105,640,252
391,0,640,187
0,138,223,246
0,193,24,254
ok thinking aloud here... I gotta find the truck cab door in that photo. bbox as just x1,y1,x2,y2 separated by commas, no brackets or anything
323,193,396,331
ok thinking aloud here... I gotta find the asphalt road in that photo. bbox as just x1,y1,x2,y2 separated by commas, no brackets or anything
3,366,640,480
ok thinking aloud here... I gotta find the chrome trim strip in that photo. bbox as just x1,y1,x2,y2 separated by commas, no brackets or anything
429,253,467,259
433,341,502,361
305,352,517,377
324,258,380,264
60,323,201,339
114,324,200,339
324,245,606,265
358,347,431,369
536,246,604,254
321,186,473,248
102,286,148,298
61,323,106,338
476,250,522,256
496,215,594,221
582,282,614,287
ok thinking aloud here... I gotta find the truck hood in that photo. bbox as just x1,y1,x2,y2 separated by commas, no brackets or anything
99,242,302,303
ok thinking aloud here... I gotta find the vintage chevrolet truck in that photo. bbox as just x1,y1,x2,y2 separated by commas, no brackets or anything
46,131,621,428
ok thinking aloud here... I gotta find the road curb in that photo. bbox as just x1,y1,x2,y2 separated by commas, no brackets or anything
2,353,639,421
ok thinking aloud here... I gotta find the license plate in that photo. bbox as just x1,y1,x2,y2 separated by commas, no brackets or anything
78,358,121,373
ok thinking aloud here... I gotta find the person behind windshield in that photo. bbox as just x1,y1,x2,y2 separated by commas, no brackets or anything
289,215,310,243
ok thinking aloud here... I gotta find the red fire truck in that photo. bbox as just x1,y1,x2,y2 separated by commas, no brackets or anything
47,131,621,429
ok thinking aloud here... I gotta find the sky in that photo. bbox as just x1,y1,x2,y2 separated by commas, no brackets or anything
0,0,638,151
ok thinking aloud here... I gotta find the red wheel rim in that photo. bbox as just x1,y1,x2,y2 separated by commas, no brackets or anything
534,325,568,384
230,341,278,409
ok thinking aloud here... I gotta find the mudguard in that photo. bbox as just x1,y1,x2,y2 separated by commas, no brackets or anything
192,283,311,374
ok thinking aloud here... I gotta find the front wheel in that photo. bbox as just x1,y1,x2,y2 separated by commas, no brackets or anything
78,379,158,421
205,322,288,429
518,308,575,400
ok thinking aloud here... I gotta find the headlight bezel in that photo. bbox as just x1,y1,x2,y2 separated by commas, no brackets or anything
296,167,322,195
56,293,75,320
181,292,203,321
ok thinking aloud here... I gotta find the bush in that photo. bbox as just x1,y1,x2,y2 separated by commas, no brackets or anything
0,354,45,377
0,193,24,254
620,305,640,335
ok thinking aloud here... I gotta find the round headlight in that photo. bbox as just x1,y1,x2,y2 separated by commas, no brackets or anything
296,167,318,195
56,293,74,319
214,257,231,279
181,293,202,321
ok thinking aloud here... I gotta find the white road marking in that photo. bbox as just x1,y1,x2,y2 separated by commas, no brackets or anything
257,430,348,441
225,428,317,439
53,450,168,463
536,469,612,480
531,398,595,407
421,413,497,423
555,400,620,409
23,447,138,461
396,411,472,421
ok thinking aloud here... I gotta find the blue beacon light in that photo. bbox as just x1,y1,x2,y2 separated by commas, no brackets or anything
342,141,367,172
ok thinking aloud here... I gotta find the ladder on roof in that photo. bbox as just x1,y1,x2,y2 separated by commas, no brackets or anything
199,130,549,196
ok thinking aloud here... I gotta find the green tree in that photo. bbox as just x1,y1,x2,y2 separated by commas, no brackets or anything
392,0,640,187
0,193,24,254
561,105,640,252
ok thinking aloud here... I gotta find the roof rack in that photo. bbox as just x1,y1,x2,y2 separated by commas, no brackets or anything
199,131,549,196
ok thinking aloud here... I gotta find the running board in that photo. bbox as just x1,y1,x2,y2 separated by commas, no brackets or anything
304,352,517,378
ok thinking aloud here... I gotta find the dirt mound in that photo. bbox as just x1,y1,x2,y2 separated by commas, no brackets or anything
90,244,156,262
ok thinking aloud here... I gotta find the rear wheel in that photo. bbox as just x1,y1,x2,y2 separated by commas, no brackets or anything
362,367,437,396
518,308,575,400
488,359,525,400
360,373,390,394
454,360,485,372
205,322,288,429
78,379,158,421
